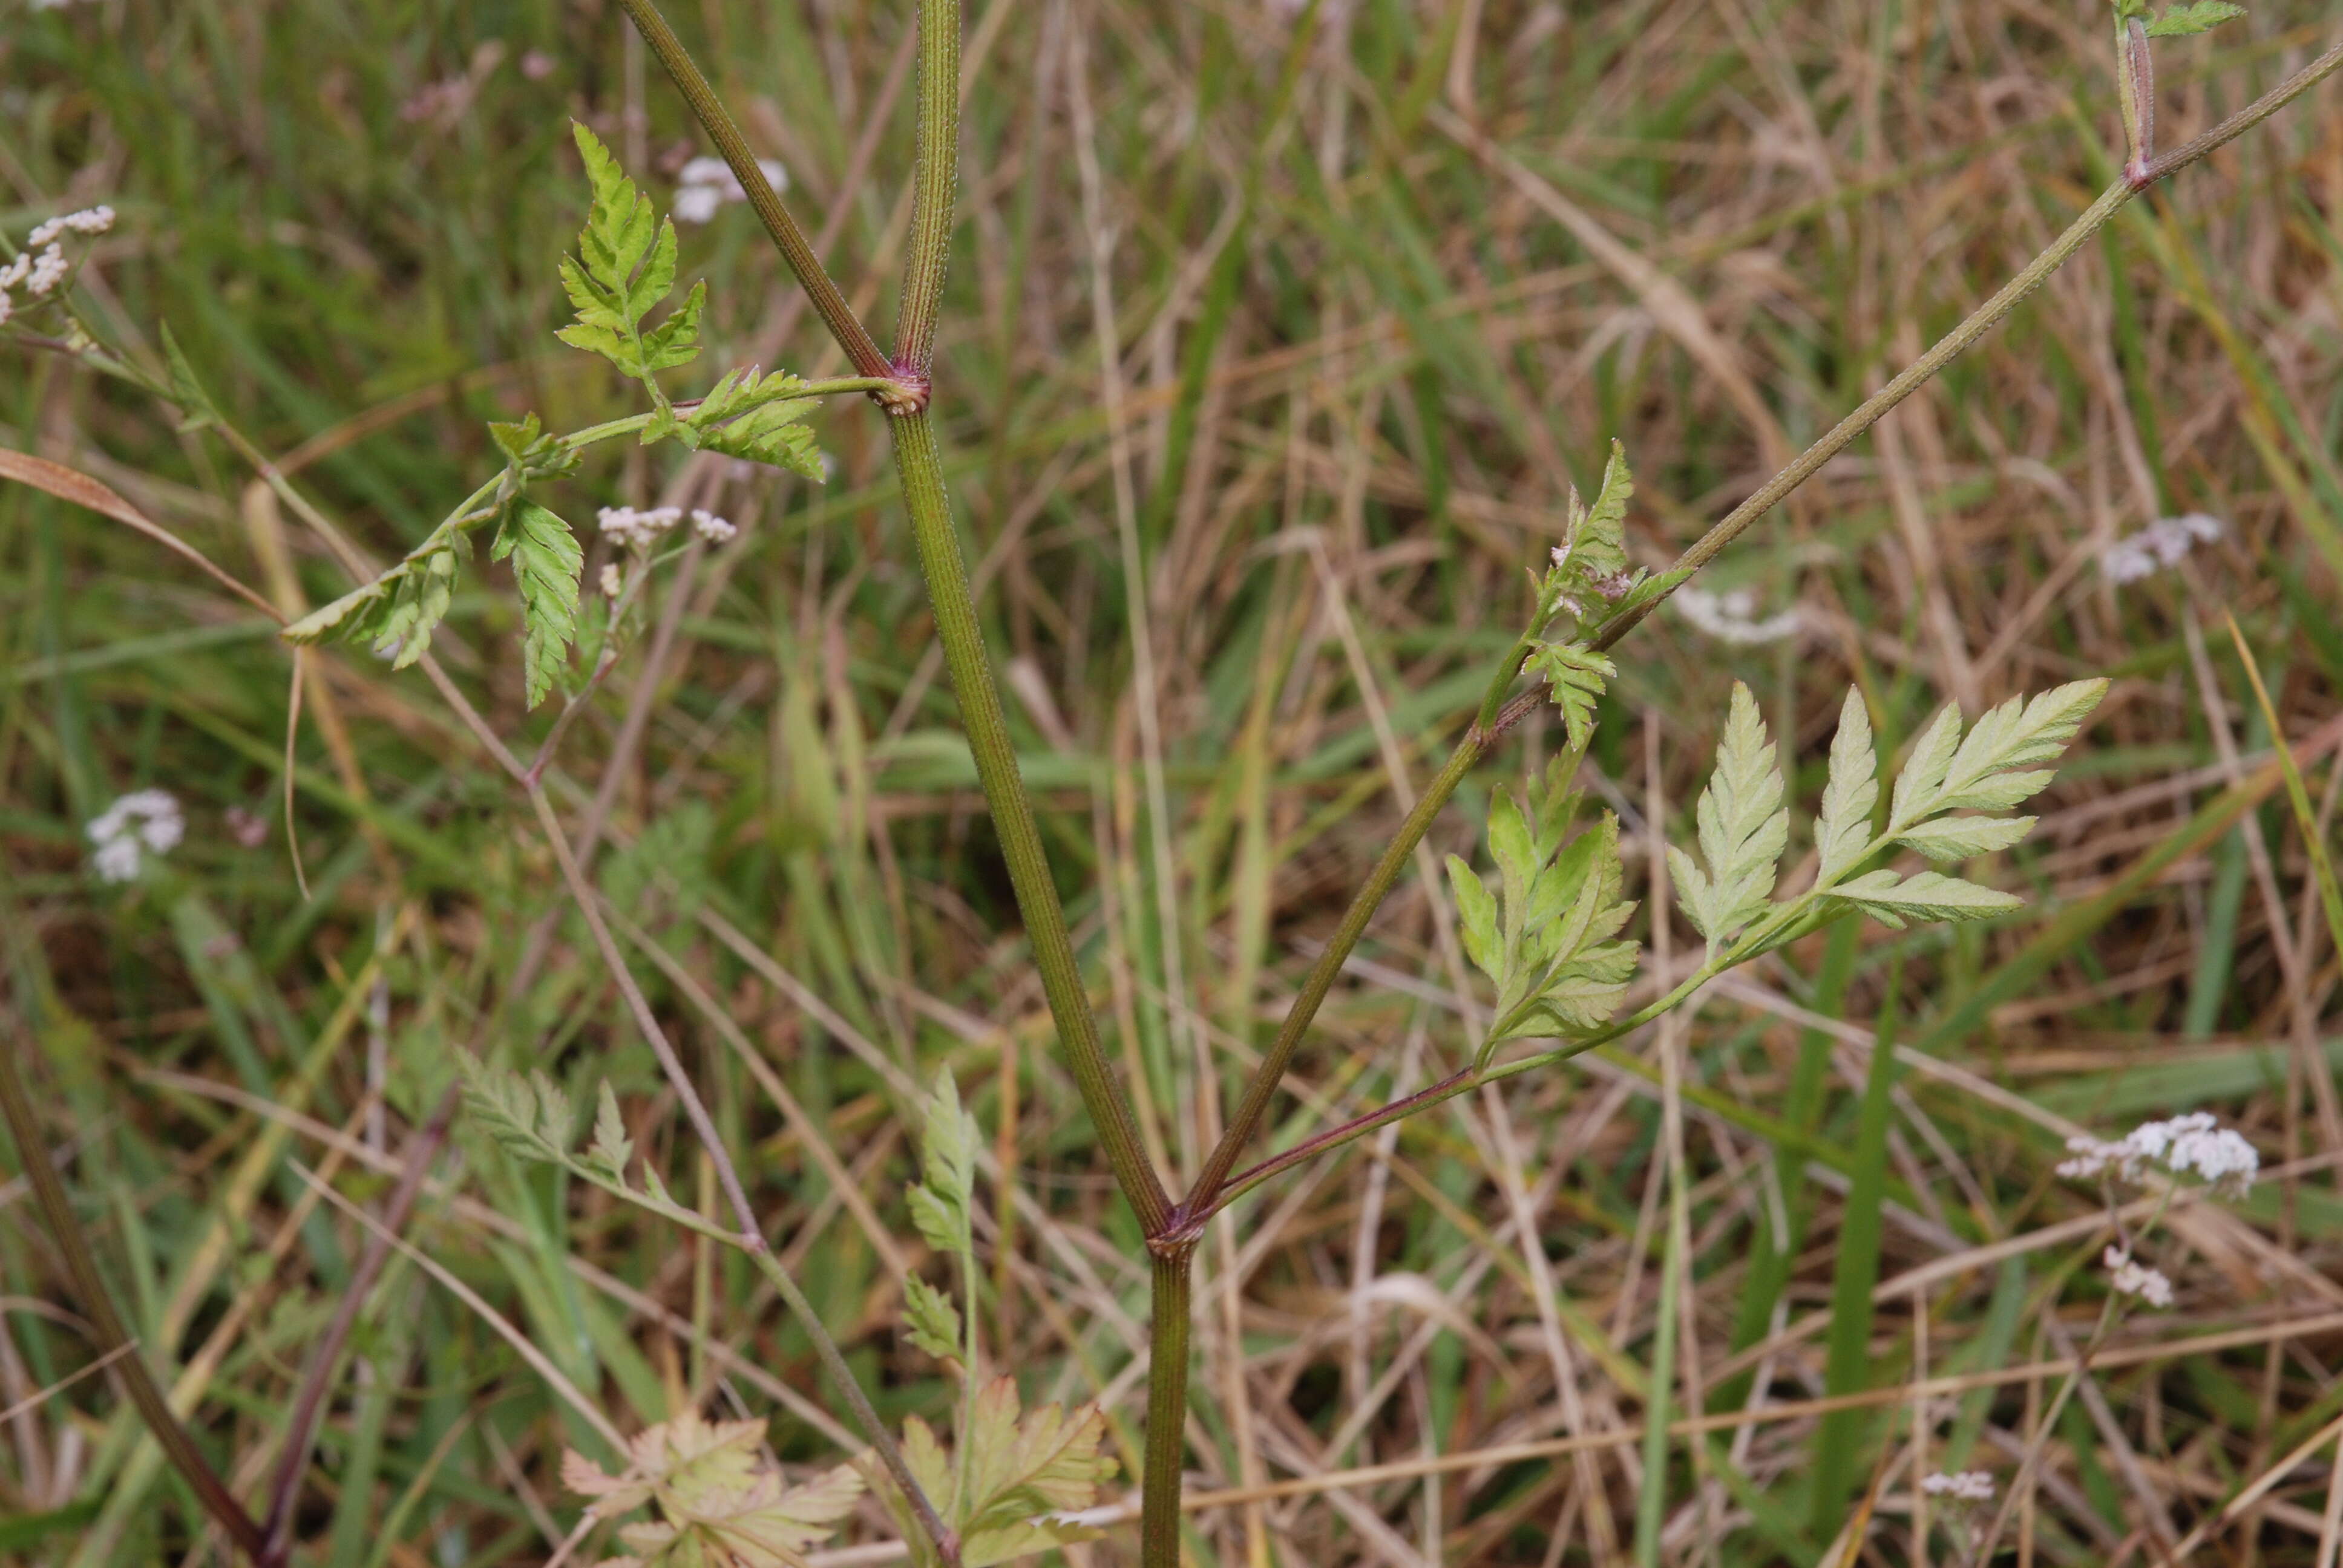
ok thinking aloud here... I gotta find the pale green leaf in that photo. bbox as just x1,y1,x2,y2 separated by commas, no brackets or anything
1830,868,2024,924
1888,704,1962,830
1815,687,1878,879
908,1184,962,1259
1676,682,1786,949
589,1083,634,1180
1894,815,2037,864
902,1274,963,1365
1927,679,2107,815
1448,854,1501,982
2144,1,2244,36
917,1067,977,1250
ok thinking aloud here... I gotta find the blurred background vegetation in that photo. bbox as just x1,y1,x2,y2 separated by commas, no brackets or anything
4,0,2343,1562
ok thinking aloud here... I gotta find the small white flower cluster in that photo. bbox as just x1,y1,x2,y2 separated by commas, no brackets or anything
597,505,681,548
673,156,787,224
599,563,624,599
2103,513,2224,584
0,205,112,327
1671,584,1804,646
1920,1471,1995,1503
87,789,183,883
2057,1112,2259,1197
597,505,737,550
2103,1246,2175,1308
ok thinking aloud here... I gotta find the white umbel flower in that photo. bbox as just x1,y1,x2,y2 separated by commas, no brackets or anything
24,244,67,298
2057,1112,2259,1197
87,789,185,883
689,509,736,543
672,155,787,224
2103,1246,2175,1308
2103,513,2224,584
1671,585,1804,646
1920,1471,1995,1503
27,206,113,247
598,563,623,598
595,505,683,549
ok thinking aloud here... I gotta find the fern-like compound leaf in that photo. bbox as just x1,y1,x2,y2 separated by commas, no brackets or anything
490,500,582,708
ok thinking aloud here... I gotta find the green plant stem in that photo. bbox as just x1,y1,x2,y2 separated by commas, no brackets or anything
1591,33,2343,657
890,410,1172,1233
0,1019,267,1560
893,0,960,378
1139,1247,1194,1568
611,0,895,383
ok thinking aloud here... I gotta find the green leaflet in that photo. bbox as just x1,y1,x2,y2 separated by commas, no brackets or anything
1892,814,2037,864
1452,753,1638,1060
861,1379,1115,1568
453,1054,572,1166
563,1414,863,1568
282,537,467,669
682,365,827,477
2124,0,2244,36
1827,867,2024,927
585,1082,635,1184
902,1275,963,1365
1669,681,1788,952
1814,687,1878,879
909,1068,978,1259
1889,680,2108,828
557,122,702,388
1528,641,1614,751
490,500,583,708
1539,438,1639,621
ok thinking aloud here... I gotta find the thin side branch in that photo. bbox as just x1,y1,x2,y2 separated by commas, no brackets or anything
611,0,896,384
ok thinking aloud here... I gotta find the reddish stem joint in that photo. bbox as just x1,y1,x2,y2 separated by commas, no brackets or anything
875,364,932,417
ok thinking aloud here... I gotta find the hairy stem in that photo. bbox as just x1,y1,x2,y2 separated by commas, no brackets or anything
890,410,1172,1232
611,0,894,382
1139,1248,1194,1568
893,0,961,378
0,1019,267,1559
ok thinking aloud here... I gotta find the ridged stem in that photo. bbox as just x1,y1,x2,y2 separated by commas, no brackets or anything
1139,1247,1195,1568
893,0,962,378
890,410,1173,1233
612,0,895,382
